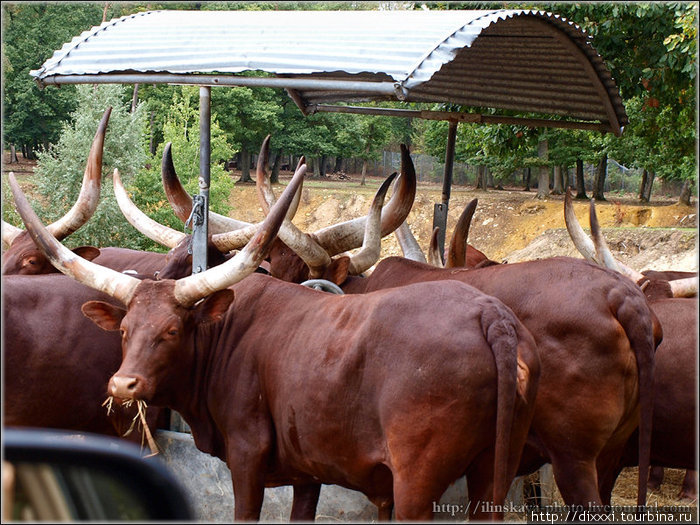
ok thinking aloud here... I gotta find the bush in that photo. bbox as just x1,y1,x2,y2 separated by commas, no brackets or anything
30,84,148,250
127,87,236,251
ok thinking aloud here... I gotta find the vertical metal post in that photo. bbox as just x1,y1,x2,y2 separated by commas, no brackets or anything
432,120,458,263
191,86,211,274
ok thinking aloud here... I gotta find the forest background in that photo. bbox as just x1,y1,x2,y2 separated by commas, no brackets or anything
1,1,697,252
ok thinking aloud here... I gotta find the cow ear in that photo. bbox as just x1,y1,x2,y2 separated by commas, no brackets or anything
73,246,101,262
196,289,235,324
324,256,351,286
82,301,126,331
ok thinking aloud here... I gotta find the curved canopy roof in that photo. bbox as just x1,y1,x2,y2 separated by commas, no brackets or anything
31,9,627,135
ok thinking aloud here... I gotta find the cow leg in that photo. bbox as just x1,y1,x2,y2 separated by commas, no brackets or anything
596,453,625,507
679,470,697,502
290,483,321,521
466,449,501,521
550,457,602,509
229,471,265,521
227,433,271,521
373,499,394,521
648,466,664,491
391,476,438,521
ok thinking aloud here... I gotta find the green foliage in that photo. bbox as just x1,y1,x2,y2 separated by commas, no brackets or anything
2,3,104,151
211,80,284,155
127,87,237,251
28,84,148,250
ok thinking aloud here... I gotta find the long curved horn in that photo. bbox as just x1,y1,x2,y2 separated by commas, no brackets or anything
173,158,306,306
161,142,252,233
669,277,698,298
210,154,305,253
589,199,647,283
252,141,330,276
254,136,303,222
347,172,397,275
47,107,111,239
2,218,23,247
211,224,259,252
427,227,444,268
113,169,187,249
311,143,416,256
564,188,598,263
9,172,140,305
446,198,477,268
394,221,427,263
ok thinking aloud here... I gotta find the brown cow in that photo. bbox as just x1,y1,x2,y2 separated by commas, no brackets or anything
2,156,315,450
254,163,660,510
2,273,167,448
10,166,540,522
565,192,698,503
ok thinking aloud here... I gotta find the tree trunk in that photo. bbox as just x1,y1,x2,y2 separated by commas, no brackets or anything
643,171,655,202
593,153,607,201
270,150,281,184
238,147,252,183
319,155,327,177
360,159,369,185
9,145,18,163
131,84,139,113
639,169,649,201
149,111,156,155
102,2,109,23
563,166,570,191
523,167,531,191
486,167,494,188
536,139,549,199
551,165,563,195
678,179,691,206
575,159,587,199
334,157,343,173
475,165,487,190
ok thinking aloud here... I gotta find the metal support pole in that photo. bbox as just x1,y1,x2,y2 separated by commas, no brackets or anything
432,120,458,263
191,86,211,274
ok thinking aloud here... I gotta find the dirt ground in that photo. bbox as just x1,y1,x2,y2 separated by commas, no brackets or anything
3,156,698,512
228,169,697,274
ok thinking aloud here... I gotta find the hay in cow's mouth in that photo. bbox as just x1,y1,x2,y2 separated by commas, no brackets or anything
103,396,159,457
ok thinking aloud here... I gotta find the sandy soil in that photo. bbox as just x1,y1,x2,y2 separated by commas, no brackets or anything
228,170,697,274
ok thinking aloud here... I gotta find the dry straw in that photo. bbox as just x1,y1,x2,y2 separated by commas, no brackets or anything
103,396,159,457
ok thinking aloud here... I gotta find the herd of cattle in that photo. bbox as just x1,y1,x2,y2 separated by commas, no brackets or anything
2,108,697,521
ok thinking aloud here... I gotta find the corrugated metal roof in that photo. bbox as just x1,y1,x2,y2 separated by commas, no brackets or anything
30,9,627,134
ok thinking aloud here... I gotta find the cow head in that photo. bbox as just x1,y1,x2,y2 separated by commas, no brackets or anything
161,136,415,286
8,162,304,406
2,108,111,275
564,188,698,300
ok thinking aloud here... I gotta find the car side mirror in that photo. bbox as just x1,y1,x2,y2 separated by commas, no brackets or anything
3,427,193,521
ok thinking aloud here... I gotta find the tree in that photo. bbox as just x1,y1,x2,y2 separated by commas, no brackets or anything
129,87,237,251
552,2,697,203
25,84,147,249
2,3,105,156
211,82,283,182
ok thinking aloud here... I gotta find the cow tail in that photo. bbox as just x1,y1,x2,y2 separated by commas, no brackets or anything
481,309,519,508
613,290,658,507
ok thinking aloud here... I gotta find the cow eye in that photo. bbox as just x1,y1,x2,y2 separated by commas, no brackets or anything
167,329,178,336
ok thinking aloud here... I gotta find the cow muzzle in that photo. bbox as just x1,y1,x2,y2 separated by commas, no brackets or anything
109,375,141,400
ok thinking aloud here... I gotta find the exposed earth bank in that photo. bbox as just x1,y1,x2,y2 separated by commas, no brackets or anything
229,171,698,274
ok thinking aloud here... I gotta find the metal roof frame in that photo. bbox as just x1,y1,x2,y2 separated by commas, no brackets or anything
30,8,629,269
